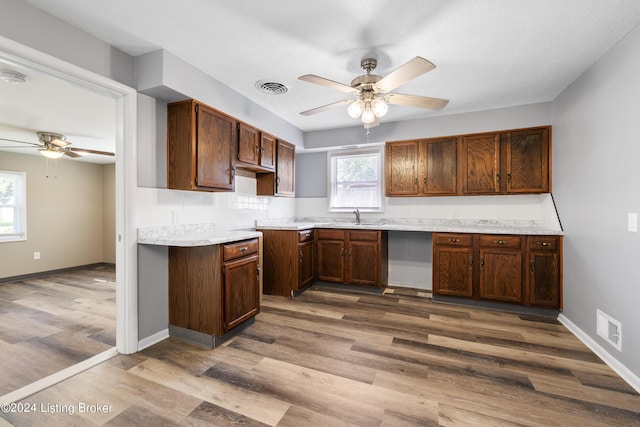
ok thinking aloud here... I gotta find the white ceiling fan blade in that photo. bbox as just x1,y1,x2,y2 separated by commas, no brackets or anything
0,137,40,146
69,147,115,156
300,99,354,116
374,57,436,93
385,93,449,110
298,74,358,94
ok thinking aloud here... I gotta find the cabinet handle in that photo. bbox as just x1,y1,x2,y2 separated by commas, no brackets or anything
530,260,535,273
496,174,500,186
349,248,352,257
507,173,512,185
469,256,473,269
415,177,418,185
239,247,248,253
480,258,485,270
257,265,261,276
536,241,550,247
448,238,459,243
341,247,344,257
299,250,303,262
494,240,506,245
423,176,427,185
231,168,236,177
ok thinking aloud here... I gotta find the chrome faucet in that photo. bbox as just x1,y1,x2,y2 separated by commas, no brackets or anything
353,209,361,224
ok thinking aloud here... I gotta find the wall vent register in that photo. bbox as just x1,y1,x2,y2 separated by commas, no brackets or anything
597,309,622,351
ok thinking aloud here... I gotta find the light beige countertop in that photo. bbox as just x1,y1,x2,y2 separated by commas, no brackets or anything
256,218,563,235
138,224,262,247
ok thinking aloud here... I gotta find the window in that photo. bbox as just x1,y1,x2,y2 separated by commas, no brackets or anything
328,147,384,212
0,171,27,242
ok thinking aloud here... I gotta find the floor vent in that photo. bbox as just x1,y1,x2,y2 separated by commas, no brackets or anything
597,309,622,351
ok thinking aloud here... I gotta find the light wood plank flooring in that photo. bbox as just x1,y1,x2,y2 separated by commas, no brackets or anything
0,265,116,396
2,285,639,426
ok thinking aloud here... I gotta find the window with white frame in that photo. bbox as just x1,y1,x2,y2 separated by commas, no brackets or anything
328,147,384,212
0,171,27,242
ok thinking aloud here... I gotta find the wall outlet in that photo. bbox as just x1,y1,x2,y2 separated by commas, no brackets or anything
628,213,637,232
33,251,40,260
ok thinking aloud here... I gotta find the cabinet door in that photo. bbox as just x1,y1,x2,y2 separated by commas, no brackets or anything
317,239,345,283
223,254,260,331
196,105,236,190
238,122,260,166
386,141,419,196
299,241,315,288
347,241,379,286
479,249,522,303
461,133,500,194
260,133,276,171
275,140,295,196
506,128,550,193
433,246,473,297
527,251,560,308
420,137,457,195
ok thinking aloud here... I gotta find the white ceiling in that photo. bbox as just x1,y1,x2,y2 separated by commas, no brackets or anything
2,1,640,162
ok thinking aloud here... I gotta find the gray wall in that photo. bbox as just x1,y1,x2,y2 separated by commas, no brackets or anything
295,152,328,198
0,0,134,87
552,23,640,377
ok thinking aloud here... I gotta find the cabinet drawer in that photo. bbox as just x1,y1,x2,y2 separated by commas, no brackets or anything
317,229,345,240
223,238,259,261
479,235,522,249
434,233,473,246
298,229,314,243
528,236,559,251
349,230,379,242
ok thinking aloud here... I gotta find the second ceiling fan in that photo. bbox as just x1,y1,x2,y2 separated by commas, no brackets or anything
298,56,449,127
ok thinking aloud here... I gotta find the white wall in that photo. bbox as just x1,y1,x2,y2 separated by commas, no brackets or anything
552,22,640,381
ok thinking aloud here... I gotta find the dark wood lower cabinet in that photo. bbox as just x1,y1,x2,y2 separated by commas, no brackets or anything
317,229,388,288
223,253,260,331
169,238,260,340
433,232,562,309
478,249,523,303
259,229,316,296
433,246,474,297
317,230,345,283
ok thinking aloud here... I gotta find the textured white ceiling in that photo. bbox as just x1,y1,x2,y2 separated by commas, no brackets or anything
2,0,640,163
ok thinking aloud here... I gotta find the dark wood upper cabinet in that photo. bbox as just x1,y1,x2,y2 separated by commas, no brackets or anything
260,133,276,171
237,122,260,166
237,124,277,172
421,137,458,195
386,126,551,197
460,133,501,195
386,141,419,196
257,139,295,197
506,127,550,193
167,100,235,192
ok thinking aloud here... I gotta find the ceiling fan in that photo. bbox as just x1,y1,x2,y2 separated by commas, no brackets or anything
0,131,114,159
298,56,449,127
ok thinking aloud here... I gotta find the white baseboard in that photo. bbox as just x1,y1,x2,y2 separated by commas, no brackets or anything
558,313,640,393
0,347,118,404
137,328,169,351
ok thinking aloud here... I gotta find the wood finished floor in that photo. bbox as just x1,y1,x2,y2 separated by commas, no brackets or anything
0,265,116,396
3,284,640,426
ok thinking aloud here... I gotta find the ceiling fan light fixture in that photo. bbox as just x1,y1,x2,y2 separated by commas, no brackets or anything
39,148,64,159
371,98,389,117
347,100,364,118
361,106,376,124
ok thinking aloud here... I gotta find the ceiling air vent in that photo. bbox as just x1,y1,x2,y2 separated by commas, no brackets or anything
255,79,289,95
0,69,28,84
